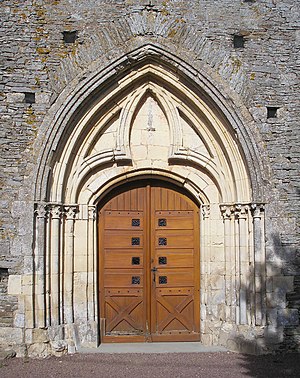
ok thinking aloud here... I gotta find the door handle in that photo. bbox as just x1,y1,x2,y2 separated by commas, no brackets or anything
151,267,157,282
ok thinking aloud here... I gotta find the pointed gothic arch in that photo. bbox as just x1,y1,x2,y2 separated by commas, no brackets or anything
32,44,266,349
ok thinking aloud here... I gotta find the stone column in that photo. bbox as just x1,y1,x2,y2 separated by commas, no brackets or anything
34,203,48,328
251,203,266,326
200,204,210,333
235,204,249,325
64,205,77,324
220,205,235,322
49,204,62,326
87,205,96,321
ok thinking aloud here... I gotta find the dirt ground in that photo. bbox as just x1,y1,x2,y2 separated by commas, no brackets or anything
1,352,300,378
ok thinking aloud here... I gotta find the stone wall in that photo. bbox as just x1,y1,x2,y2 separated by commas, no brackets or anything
0,0,299,355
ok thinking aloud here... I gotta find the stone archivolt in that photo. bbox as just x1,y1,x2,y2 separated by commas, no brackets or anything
50,62,250,206
27,47,267,352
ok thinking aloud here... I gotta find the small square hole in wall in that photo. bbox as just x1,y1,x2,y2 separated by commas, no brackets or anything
24,92,35,104
267,107,279,119
0,267,9,277
62,30,78,44
233,35,245,48
0,268,9,282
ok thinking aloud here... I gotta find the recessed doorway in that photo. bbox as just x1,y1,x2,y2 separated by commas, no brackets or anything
98,181,200,342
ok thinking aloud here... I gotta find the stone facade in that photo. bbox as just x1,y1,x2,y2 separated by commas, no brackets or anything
0,0,299,356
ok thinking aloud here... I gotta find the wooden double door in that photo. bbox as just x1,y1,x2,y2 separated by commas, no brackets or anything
98,181,200,342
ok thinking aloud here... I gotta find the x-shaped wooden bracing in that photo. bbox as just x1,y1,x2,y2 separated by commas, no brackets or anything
156,294,193,332
106,297,143,332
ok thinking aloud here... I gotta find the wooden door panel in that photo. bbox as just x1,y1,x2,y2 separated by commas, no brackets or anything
104,270,144,288
104,250,144,269
104,289,144,335
155,289,194,331
99,187,147,341
155,268,194,287
104,211,144,230
155,213,194,230
104,231,144,248
155,251,194,268
155,230,194,249
150,187,200,341
99,182,200,342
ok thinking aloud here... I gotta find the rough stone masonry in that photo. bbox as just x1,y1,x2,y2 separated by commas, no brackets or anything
0,0,299,356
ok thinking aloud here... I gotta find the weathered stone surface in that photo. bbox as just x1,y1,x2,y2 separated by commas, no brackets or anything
0,0,299,356
0,349,16,363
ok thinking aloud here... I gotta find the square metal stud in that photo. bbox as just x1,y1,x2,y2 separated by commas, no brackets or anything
132,237,140,246
158,256,167,265
132,257,140,265
158,218,167,227
132,276,140,285
132,219,140,227
159,276,167,284
158,237,167,246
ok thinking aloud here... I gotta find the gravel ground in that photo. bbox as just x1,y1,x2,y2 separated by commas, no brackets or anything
1,352,300,378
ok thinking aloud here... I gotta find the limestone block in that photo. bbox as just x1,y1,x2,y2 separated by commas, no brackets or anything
266,290,287,309
210,304,226,321
28,342,50,358
227,336,259,355
266,276,272,293
8,275,22,295
272,276,294,292
35,92,51,104
14,313,25,328
148,145,169,161
277,309,299,326
32,329,49,344
74,253,88,272
78,321,99,347
208,274,224,290
6,92,25,103
24,310,34,329
131,145,148,161
200,333,212,346
22,275,33,295
210,288,225,305
0,327,23,345
264,325,284,344
48,325,64,341
209,261,226,274
67,341,76,354
92,132,115,152
50,340,68,353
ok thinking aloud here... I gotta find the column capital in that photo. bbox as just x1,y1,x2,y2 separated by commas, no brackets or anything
49,204,63,219
251,203,265,218
234,204,249,219
201,204,210,220
34,203,48,219
88,205,96,220
220,204,234,220
64,205,78,220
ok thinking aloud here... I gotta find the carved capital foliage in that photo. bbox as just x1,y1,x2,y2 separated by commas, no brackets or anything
64,205,78,220
220,204,234,220
49,204,63,219
201,204,210,220
88,205,96,220
234,204,249,220
35,203,48,219
251,203,265,219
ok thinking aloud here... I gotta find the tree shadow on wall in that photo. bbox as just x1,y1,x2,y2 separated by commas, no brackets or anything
230,232,300,377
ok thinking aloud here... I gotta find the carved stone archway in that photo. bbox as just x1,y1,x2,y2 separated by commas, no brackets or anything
31,45,265,350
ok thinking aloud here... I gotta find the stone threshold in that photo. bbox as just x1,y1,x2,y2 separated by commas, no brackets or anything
78,342,227,354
